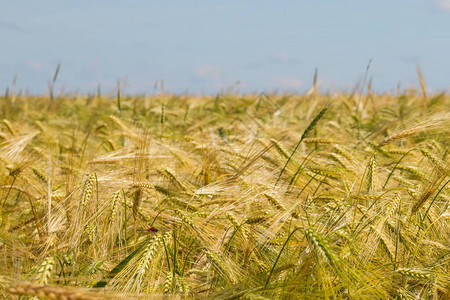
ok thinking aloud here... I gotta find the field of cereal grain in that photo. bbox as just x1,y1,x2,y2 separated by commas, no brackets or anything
0,89,449,299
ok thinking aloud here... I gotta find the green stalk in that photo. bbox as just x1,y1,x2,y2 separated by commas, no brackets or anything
275,107,328,186
264,227,303,288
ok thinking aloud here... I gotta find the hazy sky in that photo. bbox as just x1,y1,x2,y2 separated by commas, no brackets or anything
1,1,450,95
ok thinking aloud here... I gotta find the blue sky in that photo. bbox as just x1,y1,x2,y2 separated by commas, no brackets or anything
1,1,450,95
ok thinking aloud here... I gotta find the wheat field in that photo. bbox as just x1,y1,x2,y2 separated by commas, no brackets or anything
0,88,449,299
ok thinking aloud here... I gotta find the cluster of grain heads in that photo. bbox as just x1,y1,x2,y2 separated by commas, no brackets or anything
394,267,444,298
359,192,401,263
0,92,448,299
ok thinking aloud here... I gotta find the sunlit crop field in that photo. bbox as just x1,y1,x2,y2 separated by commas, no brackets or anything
0,88,449,299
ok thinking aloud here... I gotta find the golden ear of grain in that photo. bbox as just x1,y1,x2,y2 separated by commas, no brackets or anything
7,282,103,300
226,213,239,227
333,145,355,165
136,235,165,276
108,115,129,132
411,165,450,214
163,272,174,294
376,229,395,261
2,119,16,135
305,228,338,268
81,173,96,208
108,191,120,223
384,192,400,219
32,168,48,184
270,138,290,159
416,65,427,100
174,210,194,227
378,128,419,147
378,112,450,147
35,256,55,285
263,192,286,211
366,156,377,193
245,212,269,224
421,148,446,170
303,138,337,144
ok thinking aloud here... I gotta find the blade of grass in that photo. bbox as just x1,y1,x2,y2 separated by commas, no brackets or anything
94,237,149,288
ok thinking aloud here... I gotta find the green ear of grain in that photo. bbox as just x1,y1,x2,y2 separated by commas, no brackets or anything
53,63,60,83
117,80,121,111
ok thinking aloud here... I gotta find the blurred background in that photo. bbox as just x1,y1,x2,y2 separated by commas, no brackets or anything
1,0,450,95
